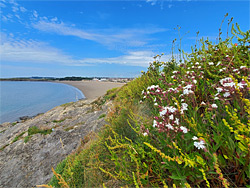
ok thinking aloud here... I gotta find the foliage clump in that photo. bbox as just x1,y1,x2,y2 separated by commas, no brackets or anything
48,22,250,187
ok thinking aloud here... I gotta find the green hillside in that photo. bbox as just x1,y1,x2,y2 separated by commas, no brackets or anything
47,23,249,188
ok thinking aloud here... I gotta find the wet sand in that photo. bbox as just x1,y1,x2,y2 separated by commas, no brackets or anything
57,80,126,100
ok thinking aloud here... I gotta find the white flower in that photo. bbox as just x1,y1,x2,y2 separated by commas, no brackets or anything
233,69,238,72
186,71,190,74
192,136,198,140
194,140,206,149
143,96,146,99
195,62,199,65
174,118,179,125
223,92,230,97
216,61,221,66
154,103,158,106
141,90,145,95
180,126,188,133
166,123,174,130
198,66,201,69
154,98,156,102
237,82,247,88
167,106,177,113
184,84,193,89
169,114,174,120
181,103,188,111
216,88,223,93
240,66,246,69
181,99,185,102
201,101,206,105
214,97,219,100
160,108,167,117
153,120,157,127
143,132,148,136
172,71,178,74
193,80,197,84
171,75,175,78
211,104,218,108
208,62,214,65
183,89,193,95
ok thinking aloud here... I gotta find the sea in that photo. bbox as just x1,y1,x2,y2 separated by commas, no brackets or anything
0,81,85,124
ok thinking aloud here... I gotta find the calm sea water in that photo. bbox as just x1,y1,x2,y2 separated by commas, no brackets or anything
0,81,85,123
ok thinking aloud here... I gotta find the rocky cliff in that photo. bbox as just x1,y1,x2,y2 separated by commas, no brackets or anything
0,98,109,187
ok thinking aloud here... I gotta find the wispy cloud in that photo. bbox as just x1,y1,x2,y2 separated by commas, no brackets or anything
1,32,169,67
32,20,168,50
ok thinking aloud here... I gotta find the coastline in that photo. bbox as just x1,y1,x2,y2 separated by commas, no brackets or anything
56,80,125,101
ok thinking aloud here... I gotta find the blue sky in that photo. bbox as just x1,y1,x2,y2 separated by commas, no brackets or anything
0,0,249,78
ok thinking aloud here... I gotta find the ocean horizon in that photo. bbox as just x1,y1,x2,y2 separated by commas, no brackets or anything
0,81,85,124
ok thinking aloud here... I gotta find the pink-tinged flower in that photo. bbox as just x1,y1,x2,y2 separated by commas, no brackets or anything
223,92,230,97
211,104,218,109
201,101,206,106
180,126,188,133
194,140,206,149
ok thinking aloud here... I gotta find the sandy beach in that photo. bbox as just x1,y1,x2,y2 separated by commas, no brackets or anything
57,80,126,100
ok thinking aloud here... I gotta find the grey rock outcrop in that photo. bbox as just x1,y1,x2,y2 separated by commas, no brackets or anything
0,98,110,187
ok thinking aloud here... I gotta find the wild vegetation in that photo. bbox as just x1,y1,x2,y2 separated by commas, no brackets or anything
47,20,249,187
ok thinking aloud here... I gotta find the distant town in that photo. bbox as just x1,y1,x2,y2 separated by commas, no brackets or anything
0,76,134,83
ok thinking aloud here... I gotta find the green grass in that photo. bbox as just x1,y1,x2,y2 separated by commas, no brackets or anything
12,131,26,143
24,126,53,142
98,114,106,119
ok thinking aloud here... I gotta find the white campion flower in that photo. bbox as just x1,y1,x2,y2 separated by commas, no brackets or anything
211,104,218,109
186,71,190,74
174,118,179,125
167,106,177,113
153,120,157,127
183,89,193,95
200,101,206,106
193,80,197,84
194,140,206,149
240,66,246,69
208,62,214,65
180,126,188,133
195,62,199,65
184,84,193,89
166,123,174,130
143,132,148,136
181,103,188,111
223,92,230,97
169,114,174,120
216,61,221,66
216,88,223,93
192,136,198,140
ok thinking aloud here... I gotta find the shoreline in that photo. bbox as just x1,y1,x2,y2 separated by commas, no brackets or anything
56,80,125,101
0,80,125,124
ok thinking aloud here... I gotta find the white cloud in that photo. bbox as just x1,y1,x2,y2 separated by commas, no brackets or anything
0,32,171,68
32,20,168,49
77,51,172,67
33,10,38,18
20,7,27,12
0,35,77,65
